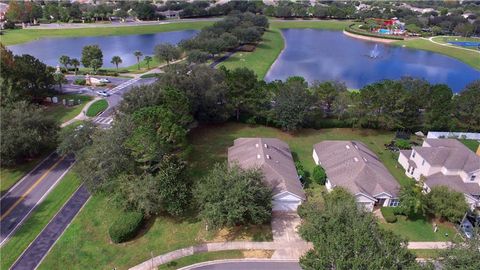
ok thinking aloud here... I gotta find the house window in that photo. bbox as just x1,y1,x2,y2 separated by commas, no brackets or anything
471,175,477,182
389,199,400,207
422,160,425,166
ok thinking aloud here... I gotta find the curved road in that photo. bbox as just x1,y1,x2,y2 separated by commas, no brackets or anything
179,260,301,270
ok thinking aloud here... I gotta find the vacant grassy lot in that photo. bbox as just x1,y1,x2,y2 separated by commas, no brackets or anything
86,99,108,117
379,215,457,242
394,38,480,70
0,171,81,270
44,94,93,123
1,21,214,46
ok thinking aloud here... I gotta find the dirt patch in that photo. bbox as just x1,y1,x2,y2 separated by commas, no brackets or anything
242,250,274,258
207,224,273,242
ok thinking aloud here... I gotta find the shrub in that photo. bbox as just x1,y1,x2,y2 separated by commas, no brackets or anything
381,207,397,223
395,139,411,149
108,211,144,243
74,78,86,85
312,166,326,185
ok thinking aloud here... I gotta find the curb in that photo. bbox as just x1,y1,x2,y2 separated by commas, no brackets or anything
177,259,300,270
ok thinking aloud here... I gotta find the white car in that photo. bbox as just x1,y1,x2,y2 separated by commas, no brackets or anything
98,78,110,83
96,90,110,97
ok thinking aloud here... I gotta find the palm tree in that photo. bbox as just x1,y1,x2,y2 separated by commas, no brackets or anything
144,56,152,69
59,55,71,71
134,50,143,70
70,58,80,75
110,56,123,70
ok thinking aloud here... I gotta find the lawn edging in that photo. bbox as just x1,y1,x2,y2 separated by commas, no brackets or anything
86,99,108,117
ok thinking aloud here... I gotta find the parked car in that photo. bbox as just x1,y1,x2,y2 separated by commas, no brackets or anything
459,219,474,239
96,90,110,97
466,212,480,227
99,78,110,83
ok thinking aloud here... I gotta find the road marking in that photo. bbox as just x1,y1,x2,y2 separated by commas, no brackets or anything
0,156,66,221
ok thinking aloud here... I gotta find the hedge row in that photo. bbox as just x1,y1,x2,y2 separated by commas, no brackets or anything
381,207,398,223
108,211,144,243
345,24,404,41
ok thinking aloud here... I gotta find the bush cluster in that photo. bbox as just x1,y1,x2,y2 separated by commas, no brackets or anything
74,78,86,85
312,166,327,185
381,207,398,223
108,211,144,243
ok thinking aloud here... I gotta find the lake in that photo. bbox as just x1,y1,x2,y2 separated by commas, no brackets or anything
7,30,198,68
265,29,480,92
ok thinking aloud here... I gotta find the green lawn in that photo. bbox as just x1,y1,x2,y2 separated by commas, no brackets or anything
86,99,108,117
44,94,93,123
411,249,442,258
432,36,480,44
0,171,82,270
1,21,214,46
158,250,244,270
459,139,480,152
0,152,51,195
394,38,480,70
379,215,457,242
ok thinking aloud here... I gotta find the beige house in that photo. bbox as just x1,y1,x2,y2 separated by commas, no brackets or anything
313,141,400,211
398,139,480,209
228,138,306,212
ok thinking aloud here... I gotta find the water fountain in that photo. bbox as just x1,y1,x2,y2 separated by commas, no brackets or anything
369,44,380,59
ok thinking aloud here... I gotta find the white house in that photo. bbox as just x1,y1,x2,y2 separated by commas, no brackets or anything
313,141,400,212
228,138,305,212
398,139,480,209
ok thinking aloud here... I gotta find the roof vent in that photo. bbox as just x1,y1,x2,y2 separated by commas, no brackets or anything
257,154,261,159
354,144,359,149
255,143,259,148
346,145,351,149
264,143,268,148
354,157,359,162
266,154,271,159
363,157,367,162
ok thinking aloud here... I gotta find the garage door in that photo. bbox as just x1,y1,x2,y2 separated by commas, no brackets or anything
272,199,301,212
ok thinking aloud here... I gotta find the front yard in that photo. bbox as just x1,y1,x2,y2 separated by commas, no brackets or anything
43,94,93,123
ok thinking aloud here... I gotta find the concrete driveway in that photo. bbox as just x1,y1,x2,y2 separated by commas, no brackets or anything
271,212,310,259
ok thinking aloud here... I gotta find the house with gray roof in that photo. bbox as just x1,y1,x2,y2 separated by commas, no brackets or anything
313,141,400,211
228,138,305,212
398,139,480,209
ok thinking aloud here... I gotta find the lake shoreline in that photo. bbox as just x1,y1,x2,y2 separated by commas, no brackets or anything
342,30,399,44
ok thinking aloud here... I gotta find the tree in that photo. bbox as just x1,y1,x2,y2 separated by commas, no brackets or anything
299,188,422,270
440,238,480,270
70,58,80,75
187,49,209,64
110,55,122,70
424,84,453,131
144,56,152,69
275,5,293,18
311,81,347,116
195,163,272,229
154,44,181,65
133,2,156,20
81,45,103,71
398,182,428,218
57,122,96,156
59,55,71,70
453,80,480,131
202,38,226,58
454,23,474,37
222,67,261,121
426,186,469,222
272,78,314,132
0,101,58,166
114,155,190,217
53,72,65,90
134,50,143,70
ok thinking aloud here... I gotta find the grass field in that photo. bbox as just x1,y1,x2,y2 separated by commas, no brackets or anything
86,99,108,117
1,21,214,46
432,36,480,44
44,94,93,123
394,38,480,70
158,251,245,270
379,215,457,242
411,249,443,258
0,152,51,195
0,171,82,270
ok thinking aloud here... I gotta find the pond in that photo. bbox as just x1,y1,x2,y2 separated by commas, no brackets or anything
265,29,480,92
7,30,198,68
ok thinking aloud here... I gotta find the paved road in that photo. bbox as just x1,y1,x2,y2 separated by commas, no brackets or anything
11,185,90,270
0,154,75,246
182,260,302,270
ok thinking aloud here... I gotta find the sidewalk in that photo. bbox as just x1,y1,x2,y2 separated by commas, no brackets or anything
60,97,101,127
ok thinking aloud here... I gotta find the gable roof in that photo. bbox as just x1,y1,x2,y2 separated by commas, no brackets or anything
313,141,400,198
426,173,480,196
228,138,306,200
417,139,480,173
